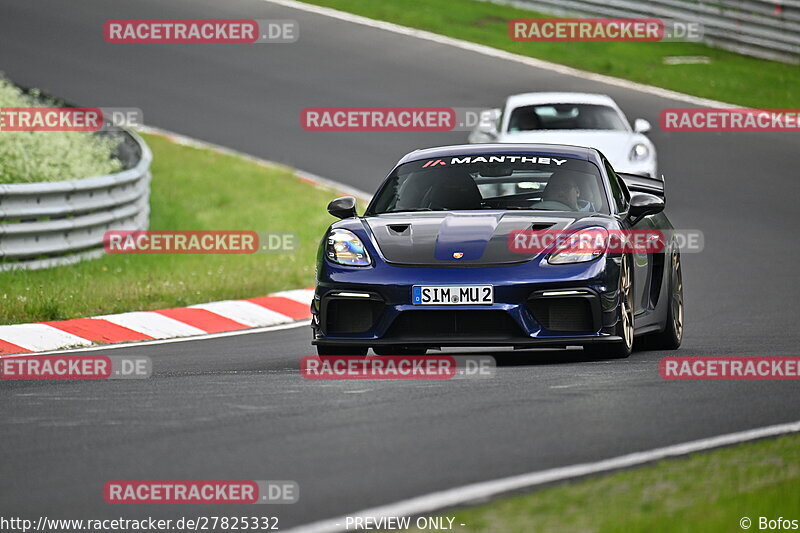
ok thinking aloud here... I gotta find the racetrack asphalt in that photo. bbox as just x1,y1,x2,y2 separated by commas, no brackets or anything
1,0,799,528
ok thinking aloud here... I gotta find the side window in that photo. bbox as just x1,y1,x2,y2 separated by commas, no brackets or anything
604,159,628,213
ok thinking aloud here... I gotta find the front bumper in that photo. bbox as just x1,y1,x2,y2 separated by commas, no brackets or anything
312,255,624,348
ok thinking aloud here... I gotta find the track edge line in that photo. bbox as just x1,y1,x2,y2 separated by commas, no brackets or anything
261,0,739,109
282,419,800,533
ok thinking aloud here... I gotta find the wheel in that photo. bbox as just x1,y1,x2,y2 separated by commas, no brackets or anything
372,345,428,356
585,254,634,359
645,250,683,350
316,345,368,356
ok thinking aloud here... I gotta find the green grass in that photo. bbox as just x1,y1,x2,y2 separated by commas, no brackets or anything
0,77,121,183
302,0,799,108
0,133,339,324
391,433,800,533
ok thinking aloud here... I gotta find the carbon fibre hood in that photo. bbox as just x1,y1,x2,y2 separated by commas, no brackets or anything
365,212,576,265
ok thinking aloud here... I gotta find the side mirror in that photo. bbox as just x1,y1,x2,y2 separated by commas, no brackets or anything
478,108,501,132
327,196,357,219
628,192,664,221
633,118,652,134
468,108,501,143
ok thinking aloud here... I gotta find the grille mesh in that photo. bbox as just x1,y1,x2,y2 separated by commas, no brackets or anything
530,298,594,332
325,299,383,334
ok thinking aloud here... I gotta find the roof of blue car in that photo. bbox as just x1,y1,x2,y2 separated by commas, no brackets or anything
397,143,600,165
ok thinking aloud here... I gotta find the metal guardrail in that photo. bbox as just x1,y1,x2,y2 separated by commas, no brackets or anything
0,130,152,271
500,0,800,63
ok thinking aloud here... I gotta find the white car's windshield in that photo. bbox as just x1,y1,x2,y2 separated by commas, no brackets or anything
507,103,628,132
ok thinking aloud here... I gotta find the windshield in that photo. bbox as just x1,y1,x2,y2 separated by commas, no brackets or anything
368,155,609,215
507,103,628,132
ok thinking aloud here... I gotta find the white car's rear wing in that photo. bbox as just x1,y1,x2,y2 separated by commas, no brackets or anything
618,172,665,199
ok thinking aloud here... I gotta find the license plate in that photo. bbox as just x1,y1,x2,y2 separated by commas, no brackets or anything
412,285,493,305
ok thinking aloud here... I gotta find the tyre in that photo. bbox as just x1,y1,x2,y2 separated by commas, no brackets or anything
645,250,683,350
372,345,428,356
316,345,368,356
585,254,634,359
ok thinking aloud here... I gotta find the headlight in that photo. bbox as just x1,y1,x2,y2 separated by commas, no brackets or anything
326,229,371,266
547,227,608,265
629,143,650,161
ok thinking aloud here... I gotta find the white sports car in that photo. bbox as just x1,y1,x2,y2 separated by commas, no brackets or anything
469,92,657,177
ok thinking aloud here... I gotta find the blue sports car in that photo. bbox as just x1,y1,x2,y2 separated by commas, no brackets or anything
311,144,683,359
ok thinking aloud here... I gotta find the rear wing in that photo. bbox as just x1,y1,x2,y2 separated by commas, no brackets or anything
618,172,665,199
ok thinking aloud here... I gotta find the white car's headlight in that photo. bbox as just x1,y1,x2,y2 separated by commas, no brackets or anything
630,143,650,161
547,227,608,265
326,229,371,266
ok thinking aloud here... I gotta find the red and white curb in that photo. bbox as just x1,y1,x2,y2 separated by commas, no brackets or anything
0,289,313,356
